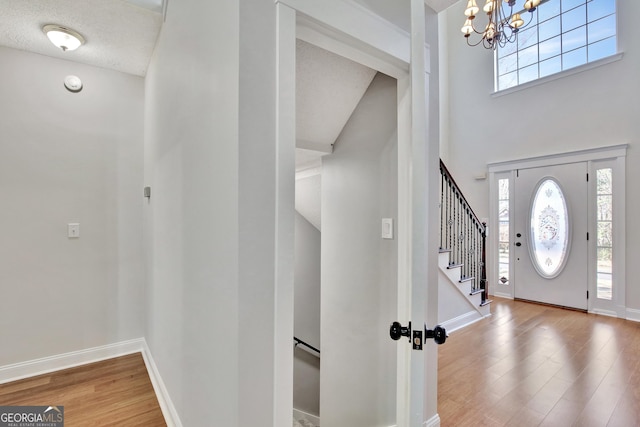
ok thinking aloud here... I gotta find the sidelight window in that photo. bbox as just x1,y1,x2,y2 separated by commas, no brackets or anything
596,168,613,300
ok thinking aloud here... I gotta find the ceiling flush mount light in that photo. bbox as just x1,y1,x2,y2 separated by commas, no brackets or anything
42,24,85,51
461,0,541,50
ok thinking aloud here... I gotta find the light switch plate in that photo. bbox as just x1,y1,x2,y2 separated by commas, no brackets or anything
68,223,80,238
381,218,394,239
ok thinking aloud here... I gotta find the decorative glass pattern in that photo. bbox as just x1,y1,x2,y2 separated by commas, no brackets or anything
529,178,570,278
498,179,510,285
596,168,613,300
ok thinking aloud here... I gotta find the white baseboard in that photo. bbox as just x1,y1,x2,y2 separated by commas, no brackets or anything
492,291,513,299
425,413,441,427
626,307,640,322
0,338,144,385
0,338,181,427
440,311,483,334
140,340,183,427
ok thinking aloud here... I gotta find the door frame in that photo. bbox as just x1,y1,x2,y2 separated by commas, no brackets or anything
275,1,438,426
488,145,627,316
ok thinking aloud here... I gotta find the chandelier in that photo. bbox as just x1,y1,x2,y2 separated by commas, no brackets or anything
461,0,542,50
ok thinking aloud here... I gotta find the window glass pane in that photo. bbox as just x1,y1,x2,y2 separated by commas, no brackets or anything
499,222,510,241
519,63,539,84
499,179,509,200
562,46,587,70
499,53,519,75
499,201,509,220
539,36,561,61
499,71,518,90
518,26,538,50
562,26,587,52
597,272,612,300
597,195,613,221
597,168,613,194
597,221,613,247
588,0,616,22
499,38,518,58
494,0,615,90
589,36,616,62
562,0,584,13
530,178,570,277
499,264,510,284
518,45,538,68
588,15,616,44
539,0,561,22
539,16,561,42
539,55,562,77
562,5,586,31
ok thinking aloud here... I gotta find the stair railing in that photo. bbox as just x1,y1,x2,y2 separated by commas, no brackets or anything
439,160,488,303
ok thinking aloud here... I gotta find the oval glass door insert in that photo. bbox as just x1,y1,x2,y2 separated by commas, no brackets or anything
529,178,571,278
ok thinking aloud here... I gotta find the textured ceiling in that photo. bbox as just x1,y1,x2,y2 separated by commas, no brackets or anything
0,0,163,76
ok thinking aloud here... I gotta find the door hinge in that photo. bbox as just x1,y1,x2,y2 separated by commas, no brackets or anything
587,232,589,240
587,173,589,182
587,290,590,299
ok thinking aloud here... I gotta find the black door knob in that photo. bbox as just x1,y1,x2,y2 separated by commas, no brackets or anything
390,321,411,341
425,325,447,345
515,242,522,246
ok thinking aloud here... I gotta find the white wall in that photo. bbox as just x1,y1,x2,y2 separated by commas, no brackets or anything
321,73,398,426
0,46,145,365
293,212,321,416
143,0,240,424
441,1,640,310
144,0,292,425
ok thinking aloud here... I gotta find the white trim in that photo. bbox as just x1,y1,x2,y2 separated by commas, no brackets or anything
424,413,441,427
0,339,182,427
492,53,624,97
296,14,409,79
0,338,144,385
440,311,485,334
626,308,640,323
492,291,513,299
488,144,628,173
278,0,411,67
140,340,183,427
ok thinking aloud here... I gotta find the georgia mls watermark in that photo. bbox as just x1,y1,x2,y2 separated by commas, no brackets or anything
0,406,64,427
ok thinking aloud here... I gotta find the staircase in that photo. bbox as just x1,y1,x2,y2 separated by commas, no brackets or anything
438,160,492,329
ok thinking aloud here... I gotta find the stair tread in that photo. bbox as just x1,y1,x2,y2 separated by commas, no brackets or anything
470,288,484,295
447,263,463,269
480,299,493,307
459,276,475,283
439,248,452,253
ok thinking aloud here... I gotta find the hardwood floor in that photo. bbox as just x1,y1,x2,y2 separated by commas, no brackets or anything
0,352,166,426
438,297,640,427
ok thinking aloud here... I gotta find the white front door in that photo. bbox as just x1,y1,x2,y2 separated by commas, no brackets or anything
513,162,589,310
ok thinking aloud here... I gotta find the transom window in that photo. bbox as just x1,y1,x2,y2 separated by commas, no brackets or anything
496,0,617,91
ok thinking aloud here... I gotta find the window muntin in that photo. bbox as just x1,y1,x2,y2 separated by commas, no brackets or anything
529,178,571,278
596,168,613,300
496,0,617,91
